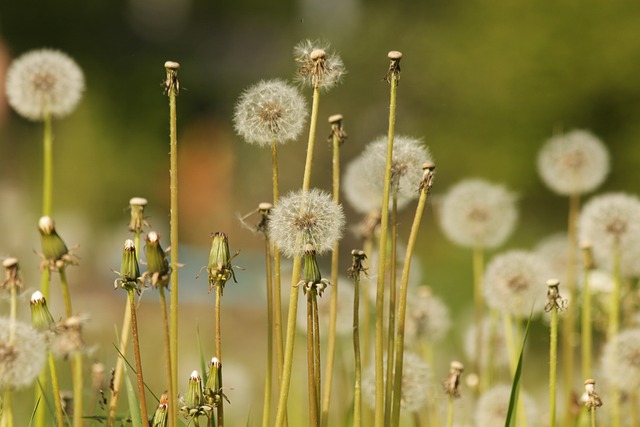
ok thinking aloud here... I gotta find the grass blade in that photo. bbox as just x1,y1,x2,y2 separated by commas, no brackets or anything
504,311,533,427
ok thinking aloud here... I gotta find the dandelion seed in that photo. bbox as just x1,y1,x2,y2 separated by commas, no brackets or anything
579,192,640,277
233,79,308,146
0,317,47,389
601,328,640,394
293,39,345,90
267,189,345,258
483,250,550,317
439,179,518,249
5,49,84,121
474,385,537,426
537,130,609,195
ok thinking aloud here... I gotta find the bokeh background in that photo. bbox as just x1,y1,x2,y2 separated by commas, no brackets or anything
1,0,640,424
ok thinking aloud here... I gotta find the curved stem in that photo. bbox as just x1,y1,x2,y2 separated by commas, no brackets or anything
128,289,150,427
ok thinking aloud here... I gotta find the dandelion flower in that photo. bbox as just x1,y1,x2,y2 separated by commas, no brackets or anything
579,193,640,277
268,189,345,258
474,384,537,426
483,250,550,317
293,39,345,90
537,130,609,195
233,79,307,147
405,287,451,344
5,49,85,121
362,352,431,412
464,317,510,370
361,135,433,207
0,317,47,389
439,179,517,249
601,328,640,393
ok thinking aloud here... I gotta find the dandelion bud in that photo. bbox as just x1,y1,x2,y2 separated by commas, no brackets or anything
30,291,55,331
204,358,227,407
300,247,330,297
2,257,23,292
185,371,203,410
152,392,169,427
38,216,69,262
117,239,140,291
144,231,169,287
207,232,237,293
128,197,148,233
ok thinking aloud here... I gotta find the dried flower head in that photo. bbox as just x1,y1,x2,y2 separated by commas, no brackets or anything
6,49,84,121
405,287,451,344
474,385,537,426
483,250,550,317
579,192,640,277
581,379,603,410
464,316,510,370
233,79,308,147
537,130,609,195
443,360,464,398
267,189,345,258
49,315,87,359
545,278,568,312
294,39,345,90
601,328,640,394
0,317,47,389
361,135,433,207
439,179,518,249
1,257,23,292
362,352,431,412
128,197,148,233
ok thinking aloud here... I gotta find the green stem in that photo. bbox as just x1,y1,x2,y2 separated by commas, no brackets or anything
375,60,399,427
384,191,398,426
107,299,132,426
591,407,596,427
390,186,429,427
1,389,14,427
215,284,225,427
271,141,285,388
159,286,175,427
609,243,621,427
446,395,454,427
73,352,84,427
472,246,485,392
581,270,592,380
43,112,53,216
550,307,558,427
502,313,517,378
59,267,73,316
262,237,274,427
302,87,320,192
306,291,318,427
353,272,362,427
312,292,321,419
128,289,150,427
48,351,65,427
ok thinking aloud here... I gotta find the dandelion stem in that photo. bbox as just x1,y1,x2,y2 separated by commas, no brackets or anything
446,395,454,427
43,112,53,216
321,118,342,427
549,302,558,427
107,300,132,426
271,141,285,388
215,284,225,427
1,388,14,427
302,87,320,191
159,285,175,427
590,406,596,427
384,191,398,426
391,175,430,427
128,289,150,427
353,267,363,427
473,245,485,392
313,293,321,414
375,53,400,427
306,291,319,427
581,270,592,380
72,352,84,427
262,236,274,427
609,243,621,427
59,267,72,316
48,351,65,427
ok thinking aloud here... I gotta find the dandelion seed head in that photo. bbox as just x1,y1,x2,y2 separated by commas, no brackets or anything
268,189,345,258
0,318,47,389
601,328,640,394
49,315,87,358
361,135,433,207
233,79,307,147
6,49,84,121
438,179,518,249
464,317,510,370
537,130,609,195
483,250,550,317
342,155,386,214
474,385,537,427
579,193,640,277
405,287,451,344
534,233,580,283
293,39,345,90
362,352,431,412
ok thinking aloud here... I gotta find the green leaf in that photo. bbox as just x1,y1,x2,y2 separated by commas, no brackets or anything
124,362,143,427
504,311,533,427
196,322,208,386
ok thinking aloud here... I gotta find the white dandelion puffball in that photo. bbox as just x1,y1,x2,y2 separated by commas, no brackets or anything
537,130,609,195
268,189,345,258
483,250,550,317
405,288,451,344
6,49,85,121
0,318,47,389
474,385,537,427
464,317,510,370
601,328,640,394
293,39,346,91
233,79,307,147
360,135,433,208
438,179,518,249
342,154,387,214
579,193,640,277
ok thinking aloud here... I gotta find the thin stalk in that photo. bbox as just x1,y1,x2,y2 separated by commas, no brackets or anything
446,395,454,427
362,237,374,367
472,245,485,392
609,244,621,427
306,291,318,427
128,289,150,427
581,270,592,380
107,300,132,426
215,284,225,427
167,62,180,427
321,119,342,427
159,286,175,427
502,313,518,378
58,267,72,316
302,87,320,191
73,352,84,427
271,141,285,386
590,407,596,427
384,191,398,425
1,389,13,427
549,306,558,427
375,56,399,427
353,271,362,427
312,292,321,418
390,181,430,427
262,237,274,427
562,192,579,426
48,352,65,427
43,112,53,216
34,269,50,427
631,391,638,427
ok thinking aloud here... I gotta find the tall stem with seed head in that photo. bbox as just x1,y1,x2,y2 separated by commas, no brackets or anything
473,245,485,391
384,190,398,425
128,288,150,427
271,141,285,387
375,51,401,427
609,243,621,427
262,235,274,427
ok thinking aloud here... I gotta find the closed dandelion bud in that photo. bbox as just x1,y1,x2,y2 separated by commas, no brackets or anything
207,232,237,293
185,370,204,410
152,392,169,427
300,246,330,296
30,291,55,331
144,231,169,287
128,197,148,233
38,216,69,262
117,239,140,290
2,257,23,292
204,357,225,406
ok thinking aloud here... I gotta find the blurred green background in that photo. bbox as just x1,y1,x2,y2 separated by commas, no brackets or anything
1,0,640,423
